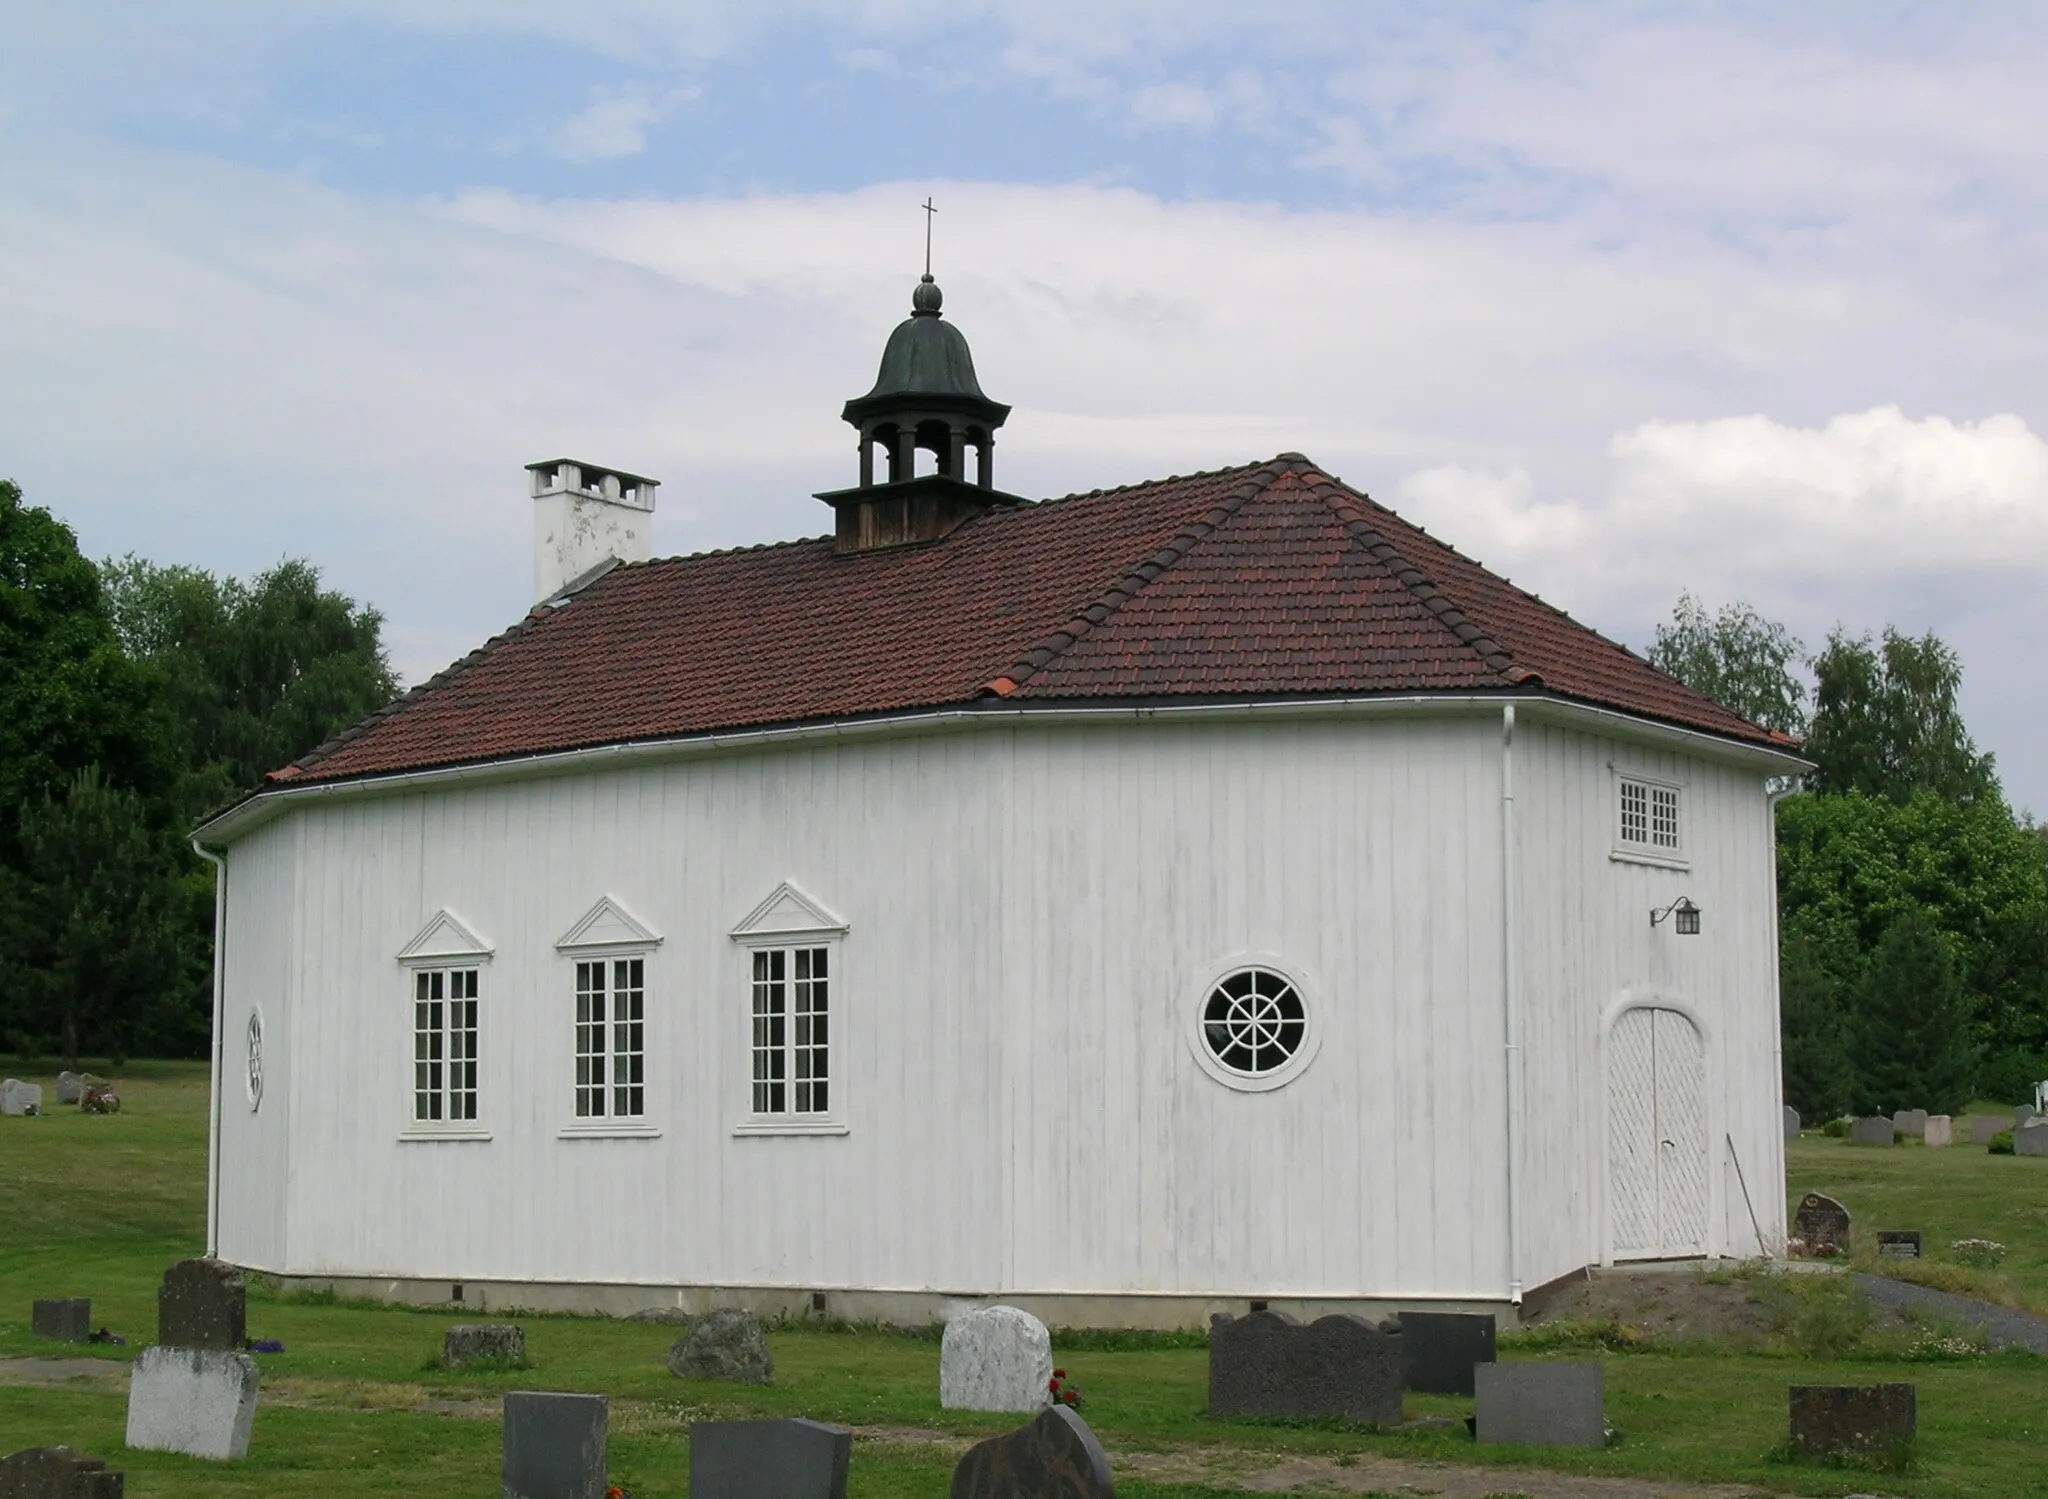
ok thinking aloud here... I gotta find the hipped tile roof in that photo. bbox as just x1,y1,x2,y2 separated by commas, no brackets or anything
269,454,1785,787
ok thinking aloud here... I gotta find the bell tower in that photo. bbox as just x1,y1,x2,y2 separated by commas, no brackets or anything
816,272,1024,553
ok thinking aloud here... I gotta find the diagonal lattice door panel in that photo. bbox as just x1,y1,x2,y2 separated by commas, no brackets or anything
1606,1007,1659,1257
1653,1009,1709,1255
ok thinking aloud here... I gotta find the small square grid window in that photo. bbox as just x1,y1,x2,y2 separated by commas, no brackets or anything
413,967,478,1122
1649,785,1680,850
575,958,645,1119
1618,777,1682,855
1620,779,1649,845
751,946,829,1115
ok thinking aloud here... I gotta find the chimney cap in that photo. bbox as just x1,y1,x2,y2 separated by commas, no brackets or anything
525,457,662,490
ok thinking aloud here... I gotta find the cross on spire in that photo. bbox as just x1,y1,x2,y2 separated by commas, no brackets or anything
922,197,937,277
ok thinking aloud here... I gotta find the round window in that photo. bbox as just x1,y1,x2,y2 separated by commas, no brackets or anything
244,1009,264,1112
1200,966,1310,1081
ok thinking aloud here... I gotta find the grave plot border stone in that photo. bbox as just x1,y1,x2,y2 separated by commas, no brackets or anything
1789,1383,1916,1458
690,1418,851,1499
1474,1361,1606,1447
502,1391,607,1499
124,1347,260,1461
940,1305,1054,1414
1849,1117,1894,1147
1399,1311,1496,1396
32,1299,91,1343
949,1405,1115,1499
1207,1309,1403,1425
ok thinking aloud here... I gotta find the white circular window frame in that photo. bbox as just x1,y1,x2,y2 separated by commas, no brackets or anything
1186,954,1323,1093
244,1007,265,1112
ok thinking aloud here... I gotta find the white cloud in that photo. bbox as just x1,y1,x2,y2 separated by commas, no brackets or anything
1129,82,1217,132
555,91,670,161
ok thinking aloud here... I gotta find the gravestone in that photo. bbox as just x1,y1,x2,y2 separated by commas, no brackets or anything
1473,1362,1605,1447
940,1306,1054,1413
1877,1231,1923,1259
1792,1192,1852,1255
1399,1311,1495,1396
1783,1105,1800,1141
949,1405,1115,1499
1970,1115,2005,1145
2016,1120,2048,1158
1789,1383,1915,1457
32,1299,91,1343
55,1072,83,1106
124,1347,260,1460
502,1391,606,1499
690,1419,851,1499
1,1080,42,1117
78,1085,119,1116
2016,1104,2038,1129
1849,1117,1894,1147
666,1309,772,1385
1207,1310,1403,1424
443,1323,524,1368
157,1259,245,1351
1891,1109,1928,1139
0,1444,125,1499
1922,1115,1952,1148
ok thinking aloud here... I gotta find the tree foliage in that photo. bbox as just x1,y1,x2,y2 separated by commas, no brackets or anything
1805,626,2000,807
1647,591,1808,736
1848,908,1979,1115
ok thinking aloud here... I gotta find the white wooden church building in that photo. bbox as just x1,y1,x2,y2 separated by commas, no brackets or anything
196,272,1804,1325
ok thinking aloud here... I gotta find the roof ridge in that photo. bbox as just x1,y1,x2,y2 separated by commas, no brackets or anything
982,455,1302,697
1297,467,1525,684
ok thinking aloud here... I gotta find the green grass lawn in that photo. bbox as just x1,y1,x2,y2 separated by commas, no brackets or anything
3,1062,2047,1498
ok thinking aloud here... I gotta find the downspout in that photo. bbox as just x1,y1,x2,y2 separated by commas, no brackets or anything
1501,705,1524,1304
192,839,228,1258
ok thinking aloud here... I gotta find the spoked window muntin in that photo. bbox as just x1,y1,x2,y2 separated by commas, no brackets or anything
1189,958,1321,1092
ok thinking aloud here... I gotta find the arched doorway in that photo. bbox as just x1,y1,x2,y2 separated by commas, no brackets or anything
1606,1005,1708,1260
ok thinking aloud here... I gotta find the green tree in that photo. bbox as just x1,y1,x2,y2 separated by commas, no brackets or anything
101,556,398,814
0,768,204,1068
1648,591,1808,736
0,481,169,861
1779,929,1852,1119
1848,908,1978,1114
1805,626,1999,806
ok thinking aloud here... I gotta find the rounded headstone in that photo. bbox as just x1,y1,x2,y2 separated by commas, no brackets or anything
940,1305,1053,1413
667,1309,773,1384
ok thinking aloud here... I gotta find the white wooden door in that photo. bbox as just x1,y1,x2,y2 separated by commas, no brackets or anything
1606,1007,1708,1260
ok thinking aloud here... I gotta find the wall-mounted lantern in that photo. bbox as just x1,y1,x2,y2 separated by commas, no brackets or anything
1650,896,1701,935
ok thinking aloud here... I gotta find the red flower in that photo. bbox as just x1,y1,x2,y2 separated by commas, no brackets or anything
1053,1369,1066,1378
1048,1379,1059,1392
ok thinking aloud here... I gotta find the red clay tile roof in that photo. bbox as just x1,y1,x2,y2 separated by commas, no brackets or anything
268,454,1784,787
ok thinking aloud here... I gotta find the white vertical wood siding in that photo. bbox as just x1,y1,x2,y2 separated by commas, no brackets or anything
215,817,297,1269
214,708,1781,1303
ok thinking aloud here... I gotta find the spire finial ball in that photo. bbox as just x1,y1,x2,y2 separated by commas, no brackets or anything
911,275,943,316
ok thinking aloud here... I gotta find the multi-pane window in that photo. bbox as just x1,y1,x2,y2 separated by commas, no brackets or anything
413,967,479,1123
575,957,646,1119
1619,778,1681,853
751,946,829,1116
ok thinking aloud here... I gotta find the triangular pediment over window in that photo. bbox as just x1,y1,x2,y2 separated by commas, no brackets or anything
556,895,662,952
729,880,849,942
396,909,494,964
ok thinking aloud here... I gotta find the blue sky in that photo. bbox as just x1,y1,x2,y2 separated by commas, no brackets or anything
3,3,2046,808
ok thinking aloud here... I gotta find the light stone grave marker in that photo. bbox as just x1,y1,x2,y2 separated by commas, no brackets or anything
1849,1117,1893,1147
1,1080,42,1117
2017,1120,2048,1158
124,1348,259,1461
55,1072,83,1106
941,1306,1054,1414
1922,1114,1952,1148
1783,1105,1800,1142
1892,1109,1928,1139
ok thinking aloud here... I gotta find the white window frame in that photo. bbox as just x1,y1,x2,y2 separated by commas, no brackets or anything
729,881,849,1137
396,909,494,1142
555,895,663,1139
1610,767,1689,870
1186,953,1323,1094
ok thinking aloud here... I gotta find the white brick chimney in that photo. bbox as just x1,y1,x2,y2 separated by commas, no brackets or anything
528,458,659,604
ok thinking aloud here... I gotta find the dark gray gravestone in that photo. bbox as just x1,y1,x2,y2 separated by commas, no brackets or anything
1849,1117,1894,1147
2016,1104,2039,1128
2017,1121,2048,1158
1399,1311,1495,1396
1789,1384,1915,1457
31,1299,90,1343
1783,1105,1800,1141
667,1309,772,1384
445,1324,525,1368
502,1392,606,1499
1877,1231,1923,1259
690,1419,850,1499
1970,1114,2005,1145
157,1259,244,1351
1792,1192,1852,1254
1891,1109,1928,1139
1474,1362,1605,1447
1207,1310,1402,1424
949,1405,1114,1499
0,1445,124,1499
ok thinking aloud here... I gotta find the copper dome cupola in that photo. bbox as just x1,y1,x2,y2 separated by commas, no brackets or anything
818,273,1024,553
